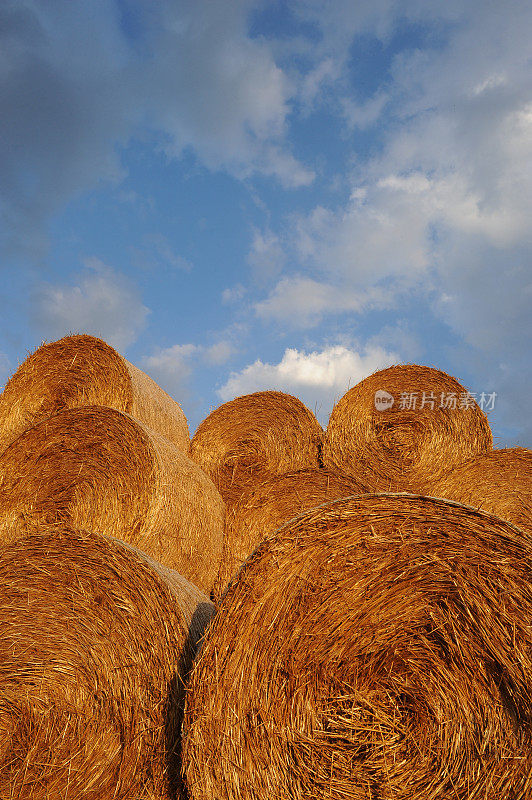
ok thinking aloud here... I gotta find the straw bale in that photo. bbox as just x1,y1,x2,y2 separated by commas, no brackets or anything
190,391,323,506
0,406,225,593
0,334,189,454
323,364,493,491
423,447,532,534
184,493,532,800
214,468,370,599
0,525,214,800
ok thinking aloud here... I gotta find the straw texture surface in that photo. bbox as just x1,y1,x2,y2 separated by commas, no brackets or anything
0,334,189,454
323,364,493,491
423,447,532,534
190,391,323,506
0,406,225,593
0,526,214,800
184,494,532,800
214,468,369,599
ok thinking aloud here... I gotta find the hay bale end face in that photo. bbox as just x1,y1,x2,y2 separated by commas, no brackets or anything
214,468,370,599
423,447,532,534
323,364,493,491
0,334,190,455
190,391,323,507
184,494,532,800
0,526,214,800
0,406,225,593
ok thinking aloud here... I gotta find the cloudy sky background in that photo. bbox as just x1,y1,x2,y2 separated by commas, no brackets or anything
1,0,530,443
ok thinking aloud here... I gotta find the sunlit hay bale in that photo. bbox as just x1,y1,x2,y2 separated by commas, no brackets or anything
189,391,323,506
183,494,532,800
213,468,370,599
323,364,493,491
0,526,214,800
0,334,189,455
0,406,225,594
423,447,532,534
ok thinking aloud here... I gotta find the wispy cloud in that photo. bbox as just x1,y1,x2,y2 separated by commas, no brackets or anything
256,0,532,439
142,338,235,402
31,259,149,350
255,276,392,327
247,227,286,282
0,0,313,259
139,1,314,187
131,234,193,273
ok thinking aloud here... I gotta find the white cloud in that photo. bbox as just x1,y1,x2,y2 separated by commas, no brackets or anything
32,260,149,351
218,344,400,425
204,341,235,365
292,188,434,286
255,275,392,327
145,2,313,187
222,284,246,304
143,343,199,373
142,339,235,400
299,57,341,109
142,343,200,400
253,145,315,188
342,92,389,129
247,227,286,282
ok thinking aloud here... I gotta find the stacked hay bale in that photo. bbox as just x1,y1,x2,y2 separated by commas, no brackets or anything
0,334,190,454
0,525,213,800
423,447,532,534
183,494,532,800
190,391,323,507
0,406,224,594
1,335,530,799
323,364,493,491
214,468,370,599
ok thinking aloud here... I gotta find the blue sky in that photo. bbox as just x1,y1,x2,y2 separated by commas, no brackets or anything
1,0,531,444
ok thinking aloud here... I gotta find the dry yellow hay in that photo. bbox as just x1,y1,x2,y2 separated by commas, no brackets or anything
0,525,214,800
323,364,493,491
184,494,532,800
214,468,370,599
423,447,532,534
190,391,323,506
0,334,189,454
0,406,225,593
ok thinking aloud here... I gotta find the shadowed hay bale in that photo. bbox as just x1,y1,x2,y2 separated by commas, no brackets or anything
190,391,323,506
423,447,532,534
183,494,532,800
214,468,370,599
0,526,214,800
0,406,225,593
323,364,493,491
0,334,189,455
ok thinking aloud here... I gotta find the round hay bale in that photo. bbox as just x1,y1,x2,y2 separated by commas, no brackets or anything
214,468,370,599
323,364,493,491
0,406,225,593
423,447,532,534
0,334,189,455
183,494,532,800
190,391,323,506
0,525,214,800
